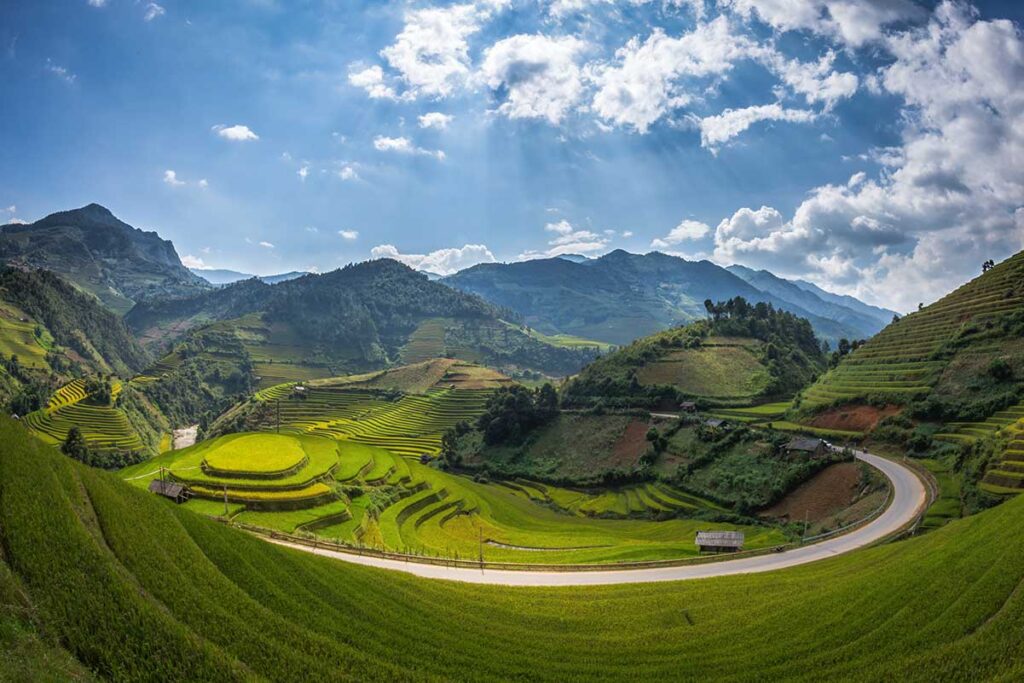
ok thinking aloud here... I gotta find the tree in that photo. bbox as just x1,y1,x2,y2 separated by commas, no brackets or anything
892,314,901,324
983,259,995,273
61,427,91,465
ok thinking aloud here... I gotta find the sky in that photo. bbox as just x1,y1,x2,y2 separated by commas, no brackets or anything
0,0,1022,312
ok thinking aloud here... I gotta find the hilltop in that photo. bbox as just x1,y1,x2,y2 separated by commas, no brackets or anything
191,268,309,286
443,250,890,346
563,297,825,409
0,204,207,314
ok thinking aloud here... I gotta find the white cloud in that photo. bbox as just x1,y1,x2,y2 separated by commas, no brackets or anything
373,135,446,161
418,112,454,130
480,34,588,124
143,2,165,21
591,17,763,133
181,254,206,269
622,230,634,238
698,104,817,148
338,165,359,181
651,219,711,248
198,178,209,189
87,0,107,7
519,219,610,259
379,2,501,99
766,50,858,109
348,65,398,100
297,165,309,181
259,241,275,249
45,59,76,84
163,170,186,187
370,243,497,275
212,124,260,142
339,230,359,240
722,0,922,48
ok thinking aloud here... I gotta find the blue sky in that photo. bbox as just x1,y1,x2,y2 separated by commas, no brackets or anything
1,0,1022,311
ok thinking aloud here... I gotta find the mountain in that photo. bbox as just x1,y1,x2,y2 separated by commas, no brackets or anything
726,264,897,340
0,204,208,314
443,250,868,347
127,259,598,386
790,278,898,329
557,254,591,263
191,268,309,286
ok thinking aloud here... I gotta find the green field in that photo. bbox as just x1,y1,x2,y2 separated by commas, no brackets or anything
0,301,52,369
6,418,1024,680
24,379,144,452
203,433,308,474
637,341,772,399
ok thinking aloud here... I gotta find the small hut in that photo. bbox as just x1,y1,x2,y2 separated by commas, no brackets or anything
695,531,745,553
148,479,192,504
679,401,698,413
785,437,828,458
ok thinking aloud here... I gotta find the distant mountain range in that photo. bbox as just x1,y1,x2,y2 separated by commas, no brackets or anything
0,204,207,314
190,268,310,286
443,250,897,346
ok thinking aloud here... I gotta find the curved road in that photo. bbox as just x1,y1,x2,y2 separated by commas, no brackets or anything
268,450,926,586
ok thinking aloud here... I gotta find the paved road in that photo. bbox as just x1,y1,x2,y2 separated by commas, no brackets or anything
268,450,926,586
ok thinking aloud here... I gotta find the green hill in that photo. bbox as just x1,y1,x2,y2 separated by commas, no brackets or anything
563,297,826,408
4,417,1024,680
0,204,207,314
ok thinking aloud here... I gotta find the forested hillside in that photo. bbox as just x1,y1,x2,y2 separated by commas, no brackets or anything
128,259,597,380
563,297,825,409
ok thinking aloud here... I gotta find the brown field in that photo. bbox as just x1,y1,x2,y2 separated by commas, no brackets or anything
810,404,901,432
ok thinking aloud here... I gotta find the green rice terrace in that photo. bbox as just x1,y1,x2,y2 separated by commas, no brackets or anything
23,378,144,452
802,251,1024,410
5,417,1024,681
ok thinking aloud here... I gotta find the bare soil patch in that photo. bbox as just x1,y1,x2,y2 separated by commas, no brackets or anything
810,404,901,433
610,420,649,466
761,462,863,523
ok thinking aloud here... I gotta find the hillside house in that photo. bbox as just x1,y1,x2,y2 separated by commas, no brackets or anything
785,438,828,458
148,479,192,504
696,531,745,553
679,401,698,413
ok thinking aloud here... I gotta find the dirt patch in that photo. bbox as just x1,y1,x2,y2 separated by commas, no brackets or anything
760,462,863,523
810,404,901,433
610,420,650,466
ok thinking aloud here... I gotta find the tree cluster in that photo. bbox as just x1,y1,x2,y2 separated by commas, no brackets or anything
476,384,558,445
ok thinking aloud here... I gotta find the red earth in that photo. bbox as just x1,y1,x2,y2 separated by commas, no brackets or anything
809,404,902,432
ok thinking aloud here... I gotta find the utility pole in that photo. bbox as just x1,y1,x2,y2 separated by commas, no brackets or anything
223,485,228,517
478,525,483,567
802,509,809,543
276,399,280,433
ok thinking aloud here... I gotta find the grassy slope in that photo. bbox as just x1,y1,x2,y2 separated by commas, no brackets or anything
4,418,1024,680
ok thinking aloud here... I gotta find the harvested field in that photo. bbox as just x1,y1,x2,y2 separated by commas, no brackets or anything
610,420,650,465
810,405,902,433
761,462,864,523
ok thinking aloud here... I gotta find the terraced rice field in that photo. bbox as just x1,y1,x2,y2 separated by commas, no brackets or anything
400,318,448,364
709,401,791,423
25,379,143,451
637,338,771,400
256,382,495,457
803,252,1024,409
0,302,51,368
979,406,1024,494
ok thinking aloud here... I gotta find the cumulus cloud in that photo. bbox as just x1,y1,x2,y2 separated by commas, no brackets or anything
590,17,762,133
339,230,359,240
297,165,309,181
766,50,858,109
519,219,610,259
181,254,206,269
418,112,454,130
258,241,275,249
698,104,817,148
338,165,359,181
87,0,107,7
722,0,923,48
651,219,711,248
370,243,497,275
212,124,259,142
143,2,165,21
373,135,446,160
480,34,588,124
714,1,1024,311
162,170,185,187
378,2,504,99
348,65,398,100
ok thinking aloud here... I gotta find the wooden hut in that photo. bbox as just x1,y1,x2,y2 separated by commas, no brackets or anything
695,531,745,553
679,401,698,413
148,479,192,504
785,437,828,458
